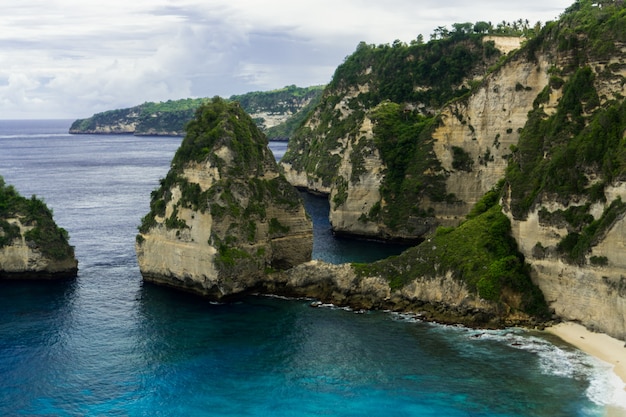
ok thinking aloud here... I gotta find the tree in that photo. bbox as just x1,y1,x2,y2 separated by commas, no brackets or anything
474,21,492,34
432,26,449,40
452,22,474,36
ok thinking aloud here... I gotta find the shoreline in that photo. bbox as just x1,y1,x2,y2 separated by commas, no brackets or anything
546,322,626,414
546,322,626,385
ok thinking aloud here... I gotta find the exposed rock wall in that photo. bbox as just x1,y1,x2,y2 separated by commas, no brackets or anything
507,183,626,339
483,36,522,54
281,36,525,241
324,52,554,238
328,116,386,237
432,54,553,221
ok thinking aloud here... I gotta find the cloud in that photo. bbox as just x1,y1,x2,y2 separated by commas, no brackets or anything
0,0,572,119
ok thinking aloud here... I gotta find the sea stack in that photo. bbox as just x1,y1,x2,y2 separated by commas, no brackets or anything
0,177,78,279
135,97,313,299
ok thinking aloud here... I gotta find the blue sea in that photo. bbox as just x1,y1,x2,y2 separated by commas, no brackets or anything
0,119,625,416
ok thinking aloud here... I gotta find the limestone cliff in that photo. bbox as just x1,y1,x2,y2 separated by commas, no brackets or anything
279,3,626,337
135,98,313,299
0,177,78,279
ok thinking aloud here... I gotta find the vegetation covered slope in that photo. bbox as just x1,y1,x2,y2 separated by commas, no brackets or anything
69,85,323,139
231,85,324,139
138,97,300,237
69,99,207,136
0,177,74,260
354,183,549,322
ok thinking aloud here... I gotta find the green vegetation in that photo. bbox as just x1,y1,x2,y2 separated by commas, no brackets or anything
140,97,277,233
0,219,20,248
265,92,323,141
553,0,626,65
328,31,499,108
369,102,448,229
451,146,474,172
0,176,74,260
269,218,290,236
501,1,626,265
230,85,324,115
427,19,543,41
215,244,251,267
556,198,626,264
353,185,549,317
507,65,626,218
590,255,609,266
174,97,267,170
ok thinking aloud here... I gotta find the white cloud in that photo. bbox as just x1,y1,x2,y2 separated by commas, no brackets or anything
0,0,572,119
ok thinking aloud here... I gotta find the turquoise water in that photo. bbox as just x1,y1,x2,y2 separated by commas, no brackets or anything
0,120,624,416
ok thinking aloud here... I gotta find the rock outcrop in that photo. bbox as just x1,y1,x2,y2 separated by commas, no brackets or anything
267,261,503,326
0,177,78,279
134,4,626,338
135,98,313,299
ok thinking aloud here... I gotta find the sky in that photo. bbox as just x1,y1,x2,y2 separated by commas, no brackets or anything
1,0,573,119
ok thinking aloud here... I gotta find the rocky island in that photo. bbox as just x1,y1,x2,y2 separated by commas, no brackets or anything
0,177,78,279
135,98,313,298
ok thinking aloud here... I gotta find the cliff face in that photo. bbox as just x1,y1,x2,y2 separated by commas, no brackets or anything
0,218,78,279
431,54,553,222
279,3,626,337
135,98,313,299
326,52,552,240
0,178,78,279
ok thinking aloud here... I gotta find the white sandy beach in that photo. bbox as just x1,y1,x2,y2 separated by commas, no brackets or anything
546,322,626,415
